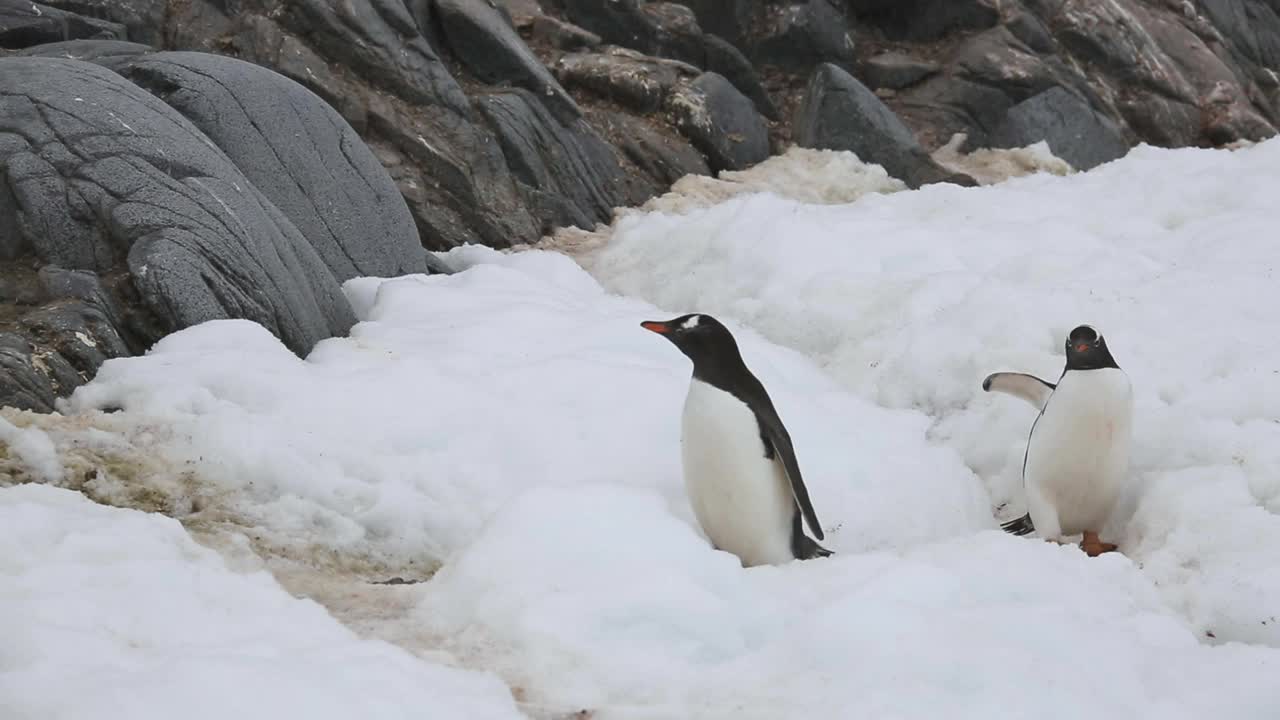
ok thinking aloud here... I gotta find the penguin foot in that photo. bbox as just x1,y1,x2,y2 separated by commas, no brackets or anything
1080,531,1118,557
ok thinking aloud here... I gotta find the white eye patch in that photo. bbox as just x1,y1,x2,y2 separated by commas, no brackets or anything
681,315,701,330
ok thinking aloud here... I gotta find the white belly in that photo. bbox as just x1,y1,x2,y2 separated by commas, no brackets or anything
680,379,795,567
1024,368,1133,539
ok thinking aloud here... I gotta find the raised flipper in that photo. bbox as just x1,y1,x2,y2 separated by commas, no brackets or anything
791,510,833,560
982,372,1056,411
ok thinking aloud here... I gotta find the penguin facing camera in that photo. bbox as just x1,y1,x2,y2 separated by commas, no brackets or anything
984,325,1133,557
642,313,832,567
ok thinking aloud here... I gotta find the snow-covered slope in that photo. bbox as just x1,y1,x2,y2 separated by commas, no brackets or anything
3,141,1280,719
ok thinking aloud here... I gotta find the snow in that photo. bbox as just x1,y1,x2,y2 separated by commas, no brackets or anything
0,483,522,720
4,139,1280,718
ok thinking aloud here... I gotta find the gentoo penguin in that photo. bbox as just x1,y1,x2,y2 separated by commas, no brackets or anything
984,325,1133,557
642,313,831,567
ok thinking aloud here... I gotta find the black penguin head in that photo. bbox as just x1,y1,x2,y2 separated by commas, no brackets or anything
641,313,743,370
1064,325,1120,370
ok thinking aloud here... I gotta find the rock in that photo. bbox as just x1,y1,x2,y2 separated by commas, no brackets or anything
29,0,168,46
752,0,854,69
0,57,355,358
849,0,998,42
531,15,601,50
477,89,628,232
954,28,1071,104
1200,0,1280,70
679,0,757,48
795,63,972,188
990,88,1129,171
667,72,769,172
702,34,779,120
641,3,705,62
862,52,939,90
279,0,470,114
559,0,654,48
556,48,696,114
13,39,151,69
121,51,426,282
434,0,580,122
594,111,711,188
0,0,125,48
1005,10,1055,54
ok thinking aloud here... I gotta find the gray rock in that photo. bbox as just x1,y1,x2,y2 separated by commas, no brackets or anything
752,0,854,69
595,110,711,187
531,15,602,50
0,57,355,357
990,87,1129,171
849,0,998,42
477,89,628,232
560,0,654,48
279,0,470,114
680,0,757,48
0,0,125,48
30,0,168,46
557,48,696,114
862,52,939,90
14,39,152,68
795,63,972,188
122,51,426,282
1004,11,1055,54
435,0,581,123
667,72,769,172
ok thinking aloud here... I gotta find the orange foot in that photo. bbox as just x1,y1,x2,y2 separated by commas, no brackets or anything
1080,531,1118,557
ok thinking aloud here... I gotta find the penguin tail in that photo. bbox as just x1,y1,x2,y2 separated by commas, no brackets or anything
794,534,834,560
1001,513,1035,536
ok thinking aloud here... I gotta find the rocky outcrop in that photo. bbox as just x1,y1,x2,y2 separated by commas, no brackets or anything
795,64,974,188
4,0,1280,412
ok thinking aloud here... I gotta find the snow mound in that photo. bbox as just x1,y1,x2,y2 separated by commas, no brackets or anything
0,483,521,720
586,138,1280,649
421,483,1278,719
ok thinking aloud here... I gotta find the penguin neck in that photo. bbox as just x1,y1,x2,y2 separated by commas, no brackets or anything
689,350,756,397
1065,349,1120,372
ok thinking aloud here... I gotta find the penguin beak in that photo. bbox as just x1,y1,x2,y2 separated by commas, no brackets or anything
641,321,671,335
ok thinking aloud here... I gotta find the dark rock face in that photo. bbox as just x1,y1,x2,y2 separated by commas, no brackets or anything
531,15,601,50
0,1,125,48
13,38,153,68
669,72,770,172
795,64,972,189
849,0,998,42
477,89,628,232
122,52,426,282
752,0,854,70
435,0,580,122
990,88,1129,171
595,111,710,188
862,52,939,90
556,48,696,114
679,0,757,48
0,58,356,392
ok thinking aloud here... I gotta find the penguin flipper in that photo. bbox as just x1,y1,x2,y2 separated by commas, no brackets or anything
1001,513,1036,536
791,510,833,560
761,423,824,541
982,372,1056,410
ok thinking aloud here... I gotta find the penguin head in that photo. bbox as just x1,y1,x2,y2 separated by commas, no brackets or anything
640,313,742,366
1065,325,1120,370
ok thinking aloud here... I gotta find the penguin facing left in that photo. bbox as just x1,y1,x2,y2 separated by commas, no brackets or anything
642,313,832,567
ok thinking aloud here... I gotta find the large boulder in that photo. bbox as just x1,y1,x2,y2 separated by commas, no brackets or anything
434,0,581,122
794,63,972,188
667,72,769,173
14,39,154,68
120,51,426,282
556,48,697,114
0,58,355,357
0,0,125,48
752,0,854,70
477,89,628,232
848,0,998,42
989,87,1129,171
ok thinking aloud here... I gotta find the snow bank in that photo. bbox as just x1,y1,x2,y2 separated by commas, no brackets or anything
421,484,1277,719
60,249,985,577
0,483,520,720
587,139,1280,648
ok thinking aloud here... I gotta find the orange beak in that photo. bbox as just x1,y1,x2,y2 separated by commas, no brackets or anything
1074,343,1090,353
641,321,671,334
